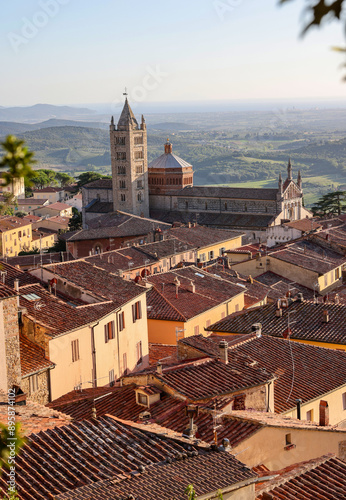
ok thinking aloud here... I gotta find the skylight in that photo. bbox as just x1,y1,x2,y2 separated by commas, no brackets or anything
22,293,41,301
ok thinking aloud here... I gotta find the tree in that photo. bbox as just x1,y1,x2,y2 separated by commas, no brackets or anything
31,169,58,189
56,172,75,188
0,193,17,216
68,209,83,231
0,136,36,186
311,190,346,216
280,0,346,74
77,172,111,189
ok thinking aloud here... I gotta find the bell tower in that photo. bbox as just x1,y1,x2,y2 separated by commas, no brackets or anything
110,96,149,217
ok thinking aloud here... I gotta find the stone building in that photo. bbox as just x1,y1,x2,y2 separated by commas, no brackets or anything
82,99,311,235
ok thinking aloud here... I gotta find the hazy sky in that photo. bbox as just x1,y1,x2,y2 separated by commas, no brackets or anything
1,0,346,106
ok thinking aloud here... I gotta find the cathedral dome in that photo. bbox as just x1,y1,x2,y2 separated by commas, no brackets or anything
148,139,192,170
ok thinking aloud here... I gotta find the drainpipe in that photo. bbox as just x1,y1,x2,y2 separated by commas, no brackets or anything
296,398,302,420
116,311,121,378
90,322,99,389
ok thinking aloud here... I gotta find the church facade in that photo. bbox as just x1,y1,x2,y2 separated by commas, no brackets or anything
82,99,311,236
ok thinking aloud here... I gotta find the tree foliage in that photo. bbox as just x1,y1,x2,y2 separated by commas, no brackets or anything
76,172,111,188
311,190,346,216
0,136,36,186
56,172,75,187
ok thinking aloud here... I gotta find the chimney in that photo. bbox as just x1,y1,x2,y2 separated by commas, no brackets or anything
188,280,195,293
319,400,329,426
297,292,304,302
322,310,329,323
296,398,302,420
188,222,191,228
156,361,162,375
219,339,228,364
183,404,199,439
14,278,20,307
251,323,262,338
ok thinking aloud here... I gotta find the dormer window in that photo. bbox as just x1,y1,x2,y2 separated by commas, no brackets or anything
135,386,161,408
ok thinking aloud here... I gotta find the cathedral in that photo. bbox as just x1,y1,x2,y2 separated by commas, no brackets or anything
82,99,311,237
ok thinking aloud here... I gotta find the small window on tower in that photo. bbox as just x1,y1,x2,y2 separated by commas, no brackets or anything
117,152,126,160
121,194,126,202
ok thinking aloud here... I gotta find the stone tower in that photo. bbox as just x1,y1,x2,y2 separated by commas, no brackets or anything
110,98,149,218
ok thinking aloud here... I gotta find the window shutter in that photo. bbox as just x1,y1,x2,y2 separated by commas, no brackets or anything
111,321,115,339
104,325,108,343
138,301,142,319
132,304,136,322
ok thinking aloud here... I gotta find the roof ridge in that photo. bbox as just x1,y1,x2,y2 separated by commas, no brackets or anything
150,286,187,322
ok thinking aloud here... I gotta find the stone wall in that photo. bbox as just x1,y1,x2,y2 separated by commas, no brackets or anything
1,297,21,390
21,370,51,405
177,197,278,215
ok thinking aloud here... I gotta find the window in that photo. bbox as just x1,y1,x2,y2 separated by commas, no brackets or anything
137,180,143,189
119,180,126,189
137,192,142,202
18,231,22,237
118,311,125,332
109,369,115,385
132,301,142,322
137,393,148,406
208,251,214,260
194,325,199,335
134,151,144,159
29,374,38,393
135,164,142,174
306,409,313,422
220,247,225,256
116,137,126,145
200,253,206,262
335,268,340,280
342,392,346,410
134,136,143,145
224,203,227,210
121,194,126,202
285,433,291,446
116,152,126,160
118,166,126,175
104,321,115,343
136,341,142,364
71,339,80,362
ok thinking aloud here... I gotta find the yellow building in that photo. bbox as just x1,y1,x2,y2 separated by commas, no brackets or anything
146,266,245,344
19,281,149,401
0,216,33,256
169,225,244,264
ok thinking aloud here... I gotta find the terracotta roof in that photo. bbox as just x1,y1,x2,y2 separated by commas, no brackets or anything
137,236,196,259
85,246,158,272
48,384,180,422
269,240,346,274
42,202,71,211
153,356,273,401
0,281,18,298
146,266,245,322
179,334,346,413
84,200,113,213
0,415,213,500
56,449,257,500
19,284,119,338
83,179,113,189
22,215,42,222
256,454,346,499
5,252,71,269
0,261,40,287
255,271,315,301
65,211,170,241
0,391,72,436
284,219,322,232
168,225,242,248
207,298,346,345
0,216,31,231
20,334,55,376
150,210,276,229
175,185,279,200
17,198,48,205
149,343,177,365
314,221,346,249
33,187,64,193
43,260,146,306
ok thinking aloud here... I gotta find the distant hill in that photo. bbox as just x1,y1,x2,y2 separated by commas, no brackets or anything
0,121,36,135
0,104,95,123
0,118,108,138
149,122,198,131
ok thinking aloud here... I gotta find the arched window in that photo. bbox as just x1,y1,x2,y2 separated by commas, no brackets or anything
138,192,142,202
224,202,227,210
